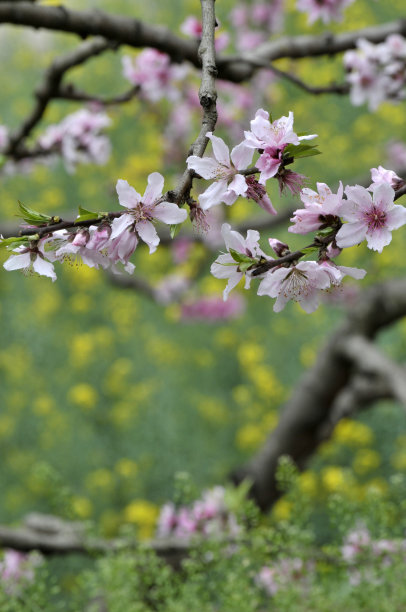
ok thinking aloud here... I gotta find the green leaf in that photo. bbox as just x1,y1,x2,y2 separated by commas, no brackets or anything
228,248,255,265
283,143,321,159
238,261,254,273
0,235,33,250
16,201,52,224
75,206,101,223
170,224,181,239
300,246,318,255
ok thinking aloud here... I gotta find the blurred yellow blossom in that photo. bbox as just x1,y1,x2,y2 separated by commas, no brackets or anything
68,384,98,411
236,424,265,451
123,500,159,539
321,466,348,492
72,496,93,519
86,469,114,491
115,459,138,478
352,449,381,475
333,419,374,446
272,498,292,521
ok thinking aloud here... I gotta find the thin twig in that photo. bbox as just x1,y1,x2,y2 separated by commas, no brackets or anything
6,38,114,156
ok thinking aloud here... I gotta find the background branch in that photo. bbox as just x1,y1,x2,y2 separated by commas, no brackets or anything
232,277,406,510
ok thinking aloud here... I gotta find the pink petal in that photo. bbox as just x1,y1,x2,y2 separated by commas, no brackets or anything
187,155,222,180
143,172,164,206
199,180,229,210
111,213,134,239
211,253,236,279
136,219,160,253
386,204,406,230
372,182,395,212
344,185,372,211
207,132,230,167
336,222,367,248
228,173,248,196
116,179,141,209
365,227,392,252
153,202,188,224
224,271,243,301
230,142,254,170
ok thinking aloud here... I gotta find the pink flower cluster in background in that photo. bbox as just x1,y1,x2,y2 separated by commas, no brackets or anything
341,524,406,586
256,558,311,597
345,34,406,110
296,0,355,25
181,294,245,322
0,549,42,595
122,48,188,103
156,486,240,541
38,109,111,173
229,0,285,51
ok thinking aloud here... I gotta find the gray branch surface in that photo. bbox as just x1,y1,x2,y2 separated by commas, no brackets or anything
232,277,406,510
0,3,405,83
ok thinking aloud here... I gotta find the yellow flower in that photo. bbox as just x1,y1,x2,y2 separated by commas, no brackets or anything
272,498,292,521
236,424,265,451
321,466,347,492
298,471,318,497
86,469,114,491
115,459,138,479
68,384,98,411
352,449,380,475
333,419,374,446
72,497,93,519
123,500,159,539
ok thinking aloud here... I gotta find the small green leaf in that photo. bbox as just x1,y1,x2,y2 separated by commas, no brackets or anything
238,261,253,273
0,235,32,250
283,143,321,159
170,224,181,239
228,248,255,265
16,201,52,224
75,206,101,223
300,246,318,255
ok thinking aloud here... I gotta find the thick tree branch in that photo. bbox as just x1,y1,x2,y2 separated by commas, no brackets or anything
0,4,405,84
232,277,406,510
171,0,218,205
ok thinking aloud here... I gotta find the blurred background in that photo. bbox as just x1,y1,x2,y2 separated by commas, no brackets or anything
0,0,405,547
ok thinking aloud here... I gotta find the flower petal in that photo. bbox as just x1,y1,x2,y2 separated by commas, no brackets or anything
136,219,160,253
386,204,406,230
336,221,367,248
230,142,254,170
207,132,230,167
32,256,57,281
199,180,229,210
116,179,141,209
153,202,188,224
3,252,31,271
187,155,222,180
143,172,164,206
111,213,134,239
365,227,392,252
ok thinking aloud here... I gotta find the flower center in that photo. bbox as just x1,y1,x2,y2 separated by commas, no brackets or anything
282,268,309,299
364,205,386,230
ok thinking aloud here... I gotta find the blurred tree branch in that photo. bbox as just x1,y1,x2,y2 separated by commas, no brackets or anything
232,277,406,510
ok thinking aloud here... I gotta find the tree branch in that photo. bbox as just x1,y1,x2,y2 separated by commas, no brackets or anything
6,37,113,156
0,4,405,83
232,277,406,510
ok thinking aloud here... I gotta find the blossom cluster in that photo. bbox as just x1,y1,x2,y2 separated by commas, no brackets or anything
230,1,284,51
341,524,406,586
210,162,406,313
256,558,312,597
296,0,355,25
156,486,240,540
345,34,406,111
0,109,112,176
2,172,187,281
0,549,42,595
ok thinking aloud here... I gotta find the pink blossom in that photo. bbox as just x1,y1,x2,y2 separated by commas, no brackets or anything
122,49,187,102
289,182,344,234
3,240,57,281
187,132,254,210
369,165,404,190
111,172,187,254
0,549,42,595
296,0,355,25
211,223,269,300
336,183,406,252
244,109,316,184
39,109,111,172
180,16,229,51
181,294,245,321
257,261,334,313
